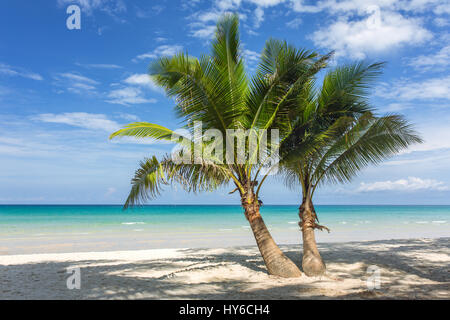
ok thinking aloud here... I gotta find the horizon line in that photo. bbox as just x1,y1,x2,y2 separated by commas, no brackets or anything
1,203,450,206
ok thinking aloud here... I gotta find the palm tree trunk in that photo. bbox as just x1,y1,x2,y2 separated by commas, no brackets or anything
299,196,326,276
243,200,302,278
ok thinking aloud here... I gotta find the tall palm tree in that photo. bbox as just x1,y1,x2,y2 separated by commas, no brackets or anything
279,62,423,276
110,14,330,277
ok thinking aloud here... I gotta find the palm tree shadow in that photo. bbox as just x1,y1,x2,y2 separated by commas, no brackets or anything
0,238,448,299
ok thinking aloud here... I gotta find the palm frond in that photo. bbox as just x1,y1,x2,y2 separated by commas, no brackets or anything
246,40,330,133
124,156,169,209
124,154,232,209
109,122,182,141
311,113,423,188
318,61,385,117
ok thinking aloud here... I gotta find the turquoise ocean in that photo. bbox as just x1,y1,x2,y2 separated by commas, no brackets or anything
0,205,449,254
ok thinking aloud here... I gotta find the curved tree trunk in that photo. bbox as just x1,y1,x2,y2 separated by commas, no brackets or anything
243,198,302,278
299,196,326,276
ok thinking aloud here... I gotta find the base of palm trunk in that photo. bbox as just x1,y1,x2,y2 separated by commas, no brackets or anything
247,210,302,278
266,253,303,278
302,252,326,276
299,198,326,277
301,226,326,277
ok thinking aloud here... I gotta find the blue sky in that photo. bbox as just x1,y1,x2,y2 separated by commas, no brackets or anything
0,0,449,205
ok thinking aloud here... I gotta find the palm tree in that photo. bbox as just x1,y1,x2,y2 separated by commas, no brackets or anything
110,14,330,277
278,62,423,276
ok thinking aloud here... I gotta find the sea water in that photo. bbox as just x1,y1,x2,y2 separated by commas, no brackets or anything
0,205,449,254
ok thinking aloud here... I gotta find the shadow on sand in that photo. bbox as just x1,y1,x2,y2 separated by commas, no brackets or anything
0,238,448,299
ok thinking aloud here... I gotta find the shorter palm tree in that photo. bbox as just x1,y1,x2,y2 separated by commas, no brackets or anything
279,62,423,276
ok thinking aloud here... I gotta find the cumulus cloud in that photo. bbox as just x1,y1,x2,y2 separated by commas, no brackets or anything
123,74,162,93
408,45,450,71
243,49,260,62
290,0,448,15
190,24,217,39
105,73,163,106
186,0,267,38
434,17,450,27
310,10,432,59
75,63,122,69
114,112,140,121
357,177,449,192
286,17,302,29
376,76,450,101
106,87,157,105
32,112,121,132
57,0,126,16
53,72,99,95
0,63,43,81
134,45,182,62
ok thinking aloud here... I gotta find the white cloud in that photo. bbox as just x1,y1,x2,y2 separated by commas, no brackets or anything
243,49,260,63
134,45,182,61
290,0,448,15
105,187,117,196
0,63,43,81
408,45,450,70
190,24,217,39
381,103,411,112
57,72,98,84
434,17,450,27
310,11,432,59
75,63,122,69
57,0,126,16
248,0,285,6
376,76,450,101
186,0,282,38
106,87,157,105
114,112,140,121
242,49,261,71
123,74,162,93
134,4,165,18
404,121,450,153
286,17,302,29
357,177,449,192
254,6,265,28
32,112,121,132
53,72,99,95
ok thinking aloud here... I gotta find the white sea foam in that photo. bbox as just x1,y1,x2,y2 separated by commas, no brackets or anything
432,221,446,224
288,221,297,224
219,228,232,231
416,221,429,224
133,229,144,232
122,222,145,225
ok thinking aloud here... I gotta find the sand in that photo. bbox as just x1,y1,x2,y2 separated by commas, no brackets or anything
0,237,449,299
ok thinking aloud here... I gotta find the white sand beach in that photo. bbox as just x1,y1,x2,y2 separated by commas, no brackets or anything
0,237,449,299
